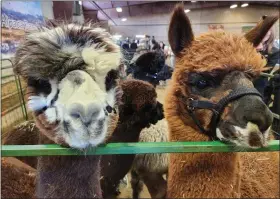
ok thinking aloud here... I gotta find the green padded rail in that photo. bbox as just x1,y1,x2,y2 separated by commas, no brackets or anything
1,140,279,156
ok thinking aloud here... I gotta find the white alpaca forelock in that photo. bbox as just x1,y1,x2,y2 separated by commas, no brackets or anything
82,47,121,92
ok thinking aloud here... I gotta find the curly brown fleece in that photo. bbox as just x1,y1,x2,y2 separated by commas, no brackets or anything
1,157,36,199
101,79,164,198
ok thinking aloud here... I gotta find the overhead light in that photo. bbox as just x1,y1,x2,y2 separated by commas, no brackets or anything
241,3,249,7
116,7,122,12
121,18,127,22
230,4,238,9
78,1,82,5
191,1,197,3
184,9,191,13
136,35,145,38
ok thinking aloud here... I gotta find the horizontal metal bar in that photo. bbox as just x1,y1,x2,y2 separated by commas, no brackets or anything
1,65,13,70
1,103,24,116
1,58,14,61
1,140,279,157
1,74,16,78
1,88,26,100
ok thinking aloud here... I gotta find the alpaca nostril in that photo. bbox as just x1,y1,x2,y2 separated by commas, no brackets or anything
248,131,263,147
236,96,273,133
71,113,81,119
84,121,91,127
243,112,272,133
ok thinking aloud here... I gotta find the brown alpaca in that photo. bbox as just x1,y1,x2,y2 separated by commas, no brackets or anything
100,79,164,198
1,157,36,199
165,4,279,198
2,122,39,169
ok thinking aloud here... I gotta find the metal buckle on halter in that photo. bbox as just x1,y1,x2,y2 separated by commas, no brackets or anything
187,98,195,111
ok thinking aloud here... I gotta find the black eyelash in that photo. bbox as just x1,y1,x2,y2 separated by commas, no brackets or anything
189,75,215,86
188,71,225,89
50,90,60,106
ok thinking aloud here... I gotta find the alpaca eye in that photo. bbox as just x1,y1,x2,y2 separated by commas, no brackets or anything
195,79,209,90
71,113,80,119
105,105,113,113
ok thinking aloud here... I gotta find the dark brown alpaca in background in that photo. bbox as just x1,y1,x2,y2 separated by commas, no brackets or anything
100,79,164,198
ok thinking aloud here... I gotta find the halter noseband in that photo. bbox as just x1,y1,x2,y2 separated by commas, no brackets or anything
179,87,263,139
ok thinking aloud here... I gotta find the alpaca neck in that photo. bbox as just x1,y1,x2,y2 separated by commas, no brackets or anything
167,113,240,198
36,134,102,198
100,113,148,197
108,121,144,143
109,110,148,142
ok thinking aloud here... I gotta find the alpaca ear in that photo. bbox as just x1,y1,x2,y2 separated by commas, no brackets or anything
168,3,194,56
244,15,279,47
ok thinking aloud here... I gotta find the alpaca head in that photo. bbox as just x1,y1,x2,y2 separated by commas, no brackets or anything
119,79,164,126
165,4,278,148
130,51,167,86
14,23,121,149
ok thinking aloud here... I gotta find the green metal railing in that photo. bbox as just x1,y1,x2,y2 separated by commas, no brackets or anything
1,140,279,157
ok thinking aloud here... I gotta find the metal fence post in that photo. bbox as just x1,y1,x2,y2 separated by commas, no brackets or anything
16,75,28,120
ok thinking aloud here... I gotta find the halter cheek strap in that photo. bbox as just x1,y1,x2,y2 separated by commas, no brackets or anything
183,87,263,139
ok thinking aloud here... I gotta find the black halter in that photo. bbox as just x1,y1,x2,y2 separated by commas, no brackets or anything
179,87,263,139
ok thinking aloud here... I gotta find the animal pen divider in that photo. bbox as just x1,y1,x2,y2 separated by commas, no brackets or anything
1,59,29,134
1,68,279,156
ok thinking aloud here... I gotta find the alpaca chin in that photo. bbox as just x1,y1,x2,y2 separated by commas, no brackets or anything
217,122,271,149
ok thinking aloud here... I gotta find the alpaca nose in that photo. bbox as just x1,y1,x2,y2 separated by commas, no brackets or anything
234,96,273,132
243,111,273,132
69,102,101,125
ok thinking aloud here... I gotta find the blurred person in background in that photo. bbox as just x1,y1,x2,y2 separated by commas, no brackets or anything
252,15,280,138
168,46,175,68
253,15,279,99
159,41,165,51
151,38,160,51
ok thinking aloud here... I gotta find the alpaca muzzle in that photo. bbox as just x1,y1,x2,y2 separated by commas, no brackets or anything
181,87,263,139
